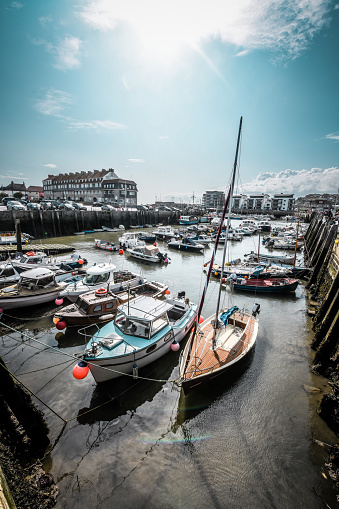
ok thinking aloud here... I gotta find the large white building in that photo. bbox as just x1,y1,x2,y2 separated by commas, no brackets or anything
232,193,272,211
271,193,295,212
43,168,138,206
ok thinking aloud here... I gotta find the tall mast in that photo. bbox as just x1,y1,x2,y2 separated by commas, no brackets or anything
213,116,242,344
183,117,242,371
293,220,299,268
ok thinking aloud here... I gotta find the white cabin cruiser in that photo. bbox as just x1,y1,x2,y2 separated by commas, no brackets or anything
119,232,145,249
127,245,169,263
153,225,179,241
82,293,198,383
0,267,62,310
58,263,146,302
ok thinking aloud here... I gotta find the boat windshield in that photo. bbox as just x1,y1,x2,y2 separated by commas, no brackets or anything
83,272,110,285
77,298,89,313
115,312,151,338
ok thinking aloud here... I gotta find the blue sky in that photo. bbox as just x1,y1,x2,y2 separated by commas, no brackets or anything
1,0,338,203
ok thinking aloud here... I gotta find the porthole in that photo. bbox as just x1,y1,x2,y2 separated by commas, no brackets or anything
146,344,157,354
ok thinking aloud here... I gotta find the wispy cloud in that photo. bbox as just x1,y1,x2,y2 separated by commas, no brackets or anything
38,16,53,28
34,88,127,131
325,132,339,141
0,173,28,180
9,1,23,10
77,0,333,61
128,159,144,163
235,49,250,57
43,164,58,168
54,36,81,70
30,36,81,70
240,167,339,195
66,119,127,130
35,88,73,116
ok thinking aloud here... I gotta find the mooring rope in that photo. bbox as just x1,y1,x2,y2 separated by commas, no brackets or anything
0,320,182,384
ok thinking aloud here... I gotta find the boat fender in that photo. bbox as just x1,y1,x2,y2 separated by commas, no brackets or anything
26,251,35,256
99,313,114,321
133,363,138,379
95,287,108,296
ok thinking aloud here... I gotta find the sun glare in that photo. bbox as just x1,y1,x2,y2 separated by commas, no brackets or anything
133,16,194,62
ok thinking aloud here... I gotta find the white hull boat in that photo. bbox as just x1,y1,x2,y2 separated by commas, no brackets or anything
82,294,198,383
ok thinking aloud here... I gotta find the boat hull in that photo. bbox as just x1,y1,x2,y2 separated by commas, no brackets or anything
180,310,259,395
232,279,298,292
0,288,61,309
85,308,197,383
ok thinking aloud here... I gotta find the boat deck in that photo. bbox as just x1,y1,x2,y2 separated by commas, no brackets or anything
184,312,255,380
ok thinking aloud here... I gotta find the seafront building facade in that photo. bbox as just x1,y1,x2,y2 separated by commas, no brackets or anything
225,192,293,213
42,169,138,206
202,190,225,209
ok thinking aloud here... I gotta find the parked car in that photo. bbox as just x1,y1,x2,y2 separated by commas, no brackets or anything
40,201,53,210
27,202,41,210
101,204,116,211
58,203,75,210
7,201,27,210
137,205,148,211
71,202,87,210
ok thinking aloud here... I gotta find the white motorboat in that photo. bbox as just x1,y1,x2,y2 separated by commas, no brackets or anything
81,293,198,383
186,234,211,245
127,245,169,263
153,225,179,241
245,251,295,265
9,251,86,272
119,232,145,249
167,237,205,252
0,267,62,310
58,263,146,302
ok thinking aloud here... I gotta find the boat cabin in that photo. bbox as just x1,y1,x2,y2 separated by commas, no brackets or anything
18,267,57,290
179,216,198,225
114,296,178,340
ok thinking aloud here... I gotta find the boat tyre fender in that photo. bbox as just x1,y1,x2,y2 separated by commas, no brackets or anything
95,287,108,296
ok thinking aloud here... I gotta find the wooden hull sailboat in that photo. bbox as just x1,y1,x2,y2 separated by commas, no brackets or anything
179,307,259,394
179,117,260,395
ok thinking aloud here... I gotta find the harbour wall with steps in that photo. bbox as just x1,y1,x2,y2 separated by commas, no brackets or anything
0,209,180,239
303,215,339,435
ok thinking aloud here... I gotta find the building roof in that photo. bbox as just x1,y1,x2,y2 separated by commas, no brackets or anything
3,181,26,192
27,186,43,192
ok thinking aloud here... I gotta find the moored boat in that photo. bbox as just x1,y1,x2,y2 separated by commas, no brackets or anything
224,276,299,292
119,232,145,249
95,239,118,251
53,280,169,328
153,225,179,241
167,237,205,252
179,117,260,394
245,251,295,265
127,245,169,263
178,215,198,225
58,263,146,302
0,267,63,310
81,293,198,383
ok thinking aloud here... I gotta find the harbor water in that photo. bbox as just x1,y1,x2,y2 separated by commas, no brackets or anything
0,221,337,508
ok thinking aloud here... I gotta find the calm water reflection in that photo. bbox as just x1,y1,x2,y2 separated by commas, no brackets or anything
0,222,337,508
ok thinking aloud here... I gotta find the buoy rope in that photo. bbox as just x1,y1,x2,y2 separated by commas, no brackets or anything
1,309,56,321
0,321,182,384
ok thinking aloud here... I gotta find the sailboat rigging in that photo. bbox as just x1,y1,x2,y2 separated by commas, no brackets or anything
179,117,260,394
